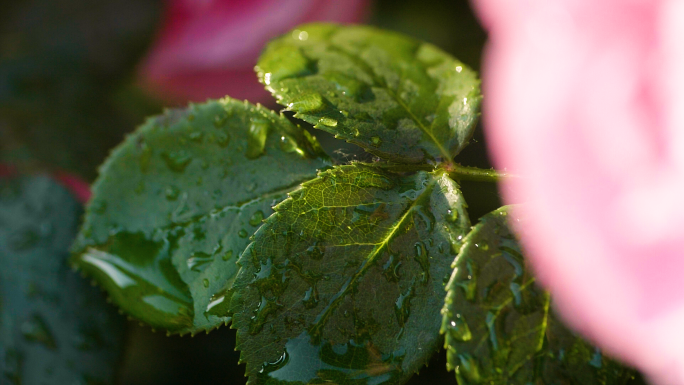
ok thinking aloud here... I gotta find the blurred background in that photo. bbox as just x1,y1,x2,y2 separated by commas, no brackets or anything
0,0,494,383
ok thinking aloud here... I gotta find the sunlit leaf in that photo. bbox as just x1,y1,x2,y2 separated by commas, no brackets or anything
257,23,481,164
441,206,637,384
71,98,328,335
0,176,125,384
230,164,470,384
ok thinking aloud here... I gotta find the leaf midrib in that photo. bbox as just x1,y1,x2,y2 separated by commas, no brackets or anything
324,42,453,162
307,175,438,338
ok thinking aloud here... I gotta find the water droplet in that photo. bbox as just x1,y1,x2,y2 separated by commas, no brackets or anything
188,131,203,142
413,242,430,283
203,278,210,288
222,250,234,261
279,136,297,153
446,314,472,342
215,132,230,148
205,287,234,317
323,72,369,101
457,353,481,383
246,119,270,159
382,253,402,282
249,210,265,227
353,128,361,137
509,282,522,307
187,252,214,272
214,114,228,127
302,286,319,309
21,315,56,349
238,229,249,238
289,93,325,113
446,209,458,222
485,312,499,350
161,150,192,172
394,281,416,327
318,117,338,127
305,242,325,260
165,186,180,201
370,136,382,147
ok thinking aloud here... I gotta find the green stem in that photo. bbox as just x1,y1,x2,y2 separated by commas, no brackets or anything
447,164,509,183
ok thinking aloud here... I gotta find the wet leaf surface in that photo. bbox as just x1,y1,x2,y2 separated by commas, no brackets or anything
230,164,471,384
441,206,638,384
71,99,328,335
257,23,481,164
0,176,125,384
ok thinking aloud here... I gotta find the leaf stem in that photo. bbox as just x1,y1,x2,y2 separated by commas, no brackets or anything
446,164,510,183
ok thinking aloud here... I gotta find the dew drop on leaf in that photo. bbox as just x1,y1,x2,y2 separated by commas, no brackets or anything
161,150,192,172
249,210,265,227
238,229,249,238
246,119,270,159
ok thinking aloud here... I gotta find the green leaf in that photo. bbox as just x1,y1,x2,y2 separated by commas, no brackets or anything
230,164,471,385
256,23,481,164
0,176,125,384
441,206,637,384
70,98,328,335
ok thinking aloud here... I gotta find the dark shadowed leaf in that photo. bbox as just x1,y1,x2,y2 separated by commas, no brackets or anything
256,23,481,164
0,176,125,384
71,98,328,335
230,164,470,385
441,206,637,384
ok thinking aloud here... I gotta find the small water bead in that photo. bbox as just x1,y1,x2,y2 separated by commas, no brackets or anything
222,250,234,261
289,93,325,113
370,136,382,147
238,229,249,238
161,150,192,172
215,132,230,148
457,353,482,383
249,211,265,227
203,279,210,288
318,117,338,127
188,131,203,142
165,186,180,201
246,119,270,159
279,135,297,153
446,209,459,222
446,314,472,342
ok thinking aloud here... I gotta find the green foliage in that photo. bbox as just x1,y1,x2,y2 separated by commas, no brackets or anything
229,164,470,384
71,99,328,335
0,176,125,384
257,23,481,164
441,206,637,384
63,22,638,385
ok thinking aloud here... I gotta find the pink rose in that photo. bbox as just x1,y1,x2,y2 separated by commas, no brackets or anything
473,0,684,383
139,0,370,104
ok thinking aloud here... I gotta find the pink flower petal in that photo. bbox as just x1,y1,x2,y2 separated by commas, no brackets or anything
474,0,684,383
139,0,371,103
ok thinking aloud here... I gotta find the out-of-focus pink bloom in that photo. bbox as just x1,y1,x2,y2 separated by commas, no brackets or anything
139,0,370,104
473,0,684,383
54,171,91,204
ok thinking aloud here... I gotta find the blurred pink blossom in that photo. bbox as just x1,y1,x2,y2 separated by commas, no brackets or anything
139,0,370,104
473,0,684,383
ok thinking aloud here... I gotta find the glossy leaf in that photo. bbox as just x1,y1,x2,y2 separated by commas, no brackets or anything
256,23,481,164
0,176,125,384
441,206,637,384
230,164,471,385
71,98,328,335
